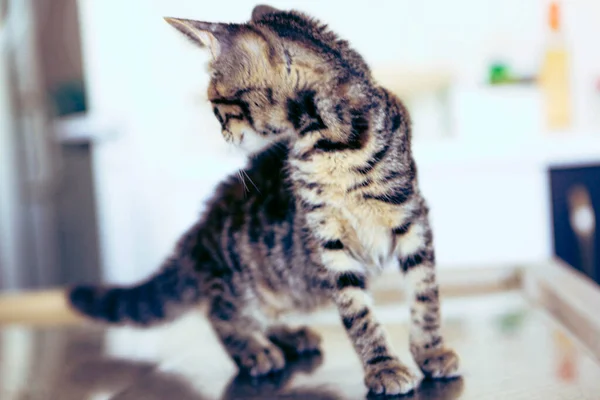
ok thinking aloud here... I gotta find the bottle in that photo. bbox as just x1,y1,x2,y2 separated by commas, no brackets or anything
539,1,572,131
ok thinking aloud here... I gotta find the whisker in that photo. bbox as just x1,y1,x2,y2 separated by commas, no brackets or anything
265,143,285,159
269,140,288,156
274,141,288,152
242,170,261,194
237,170,249,194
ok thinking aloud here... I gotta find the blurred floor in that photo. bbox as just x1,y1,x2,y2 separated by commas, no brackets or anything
0,291,599,399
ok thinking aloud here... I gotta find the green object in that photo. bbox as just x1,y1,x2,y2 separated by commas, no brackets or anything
489,63,511,85
497,310,527,334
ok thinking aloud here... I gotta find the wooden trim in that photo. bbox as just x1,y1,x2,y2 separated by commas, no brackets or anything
372,265,523,304
523,259,600,360
1,258,598,358
0,266,523,326
0,289,83,326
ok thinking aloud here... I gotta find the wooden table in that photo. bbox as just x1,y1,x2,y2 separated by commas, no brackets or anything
0,260,599,399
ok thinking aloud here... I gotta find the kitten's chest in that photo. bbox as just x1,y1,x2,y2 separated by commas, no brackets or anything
290,155,407,268
337,202,396,270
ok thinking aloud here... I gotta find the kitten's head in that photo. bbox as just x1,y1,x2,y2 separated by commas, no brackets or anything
165,5,370,155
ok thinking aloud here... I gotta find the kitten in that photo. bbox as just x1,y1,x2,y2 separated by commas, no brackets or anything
69,5,459,396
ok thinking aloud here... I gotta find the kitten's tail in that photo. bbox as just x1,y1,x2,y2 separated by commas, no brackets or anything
68,226,204,326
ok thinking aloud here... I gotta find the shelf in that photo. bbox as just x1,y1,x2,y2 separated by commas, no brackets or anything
413,134,600,170
53,113,120,143
52,112,600,172
539,135,600,167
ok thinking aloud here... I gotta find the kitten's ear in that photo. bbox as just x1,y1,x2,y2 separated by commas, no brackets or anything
164,17,234,59
251,5,281,21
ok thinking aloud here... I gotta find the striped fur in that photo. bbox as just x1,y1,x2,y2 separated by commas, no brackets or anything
69,5,458,395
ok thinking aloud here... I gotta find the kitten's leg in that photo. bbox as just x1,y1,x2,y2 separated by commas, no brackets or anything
209,293,285,377
313,216,418,395
267,325,322,357
395,208,460,379
332,281,418,395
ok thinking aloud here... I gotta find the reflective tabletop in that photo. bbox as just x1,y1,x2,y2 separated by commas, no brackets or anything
1,291,599,399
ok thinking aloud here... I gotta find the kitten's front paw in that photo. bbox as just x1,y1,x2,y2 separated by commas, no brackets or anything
415,347,460,379
365,360,419,396
268,326,322,357
235,342,286,377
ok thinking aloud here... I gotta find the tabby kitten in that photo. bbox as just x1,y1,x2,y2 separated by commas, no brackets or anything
69,5,459,396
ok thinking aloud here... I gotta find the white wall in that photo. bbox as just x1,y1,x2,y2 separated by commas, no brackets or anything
76,0,597,282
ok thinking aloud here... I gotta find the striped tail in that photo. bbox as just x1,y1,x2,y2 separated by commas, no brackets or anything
68,256,202,326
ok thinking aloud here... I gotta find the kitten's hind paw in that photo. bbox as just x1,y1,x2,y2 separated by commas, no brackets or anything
268,325,322,357
235,341,286,377
365,360,419,397
415,347,460,379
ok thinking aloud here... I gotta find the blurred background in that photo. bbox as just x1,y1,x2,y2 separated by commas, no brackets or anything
1,0,599,291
